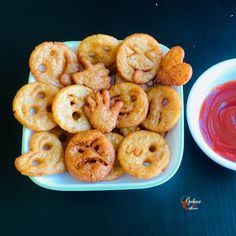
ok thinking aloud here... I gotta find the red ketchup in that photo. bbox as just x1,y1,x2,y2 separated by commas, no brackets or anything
199,81,236,162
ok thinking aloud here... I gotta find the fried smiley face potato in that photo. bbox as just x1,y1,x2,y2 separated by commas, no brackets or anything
29,42,79,87
116,33,162,84
109,82,149,128
13,82,59,131
77,34,120,68
142,86,181,132
84,90,123,133
72,56,111,90
65,130,115,182
118,131,170,179
15,132,65,176
52,85,92,133
156,46,193,86
104,133,124,181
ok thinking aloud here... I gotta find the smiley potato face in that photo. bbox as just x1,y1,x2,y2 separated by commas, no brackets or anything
52,85,93,133
15,132,65,176
65,130,115,182
77,34,120,68
109,82,149,128
29,42,78,88
13,82,59,131
118,131,170,179
116,33,162,84
142,86,181,132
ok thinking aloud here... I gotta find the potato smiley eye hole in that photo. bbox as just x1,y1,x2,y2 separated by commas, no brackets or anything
72,111,81,120
29,107,37,114
162,98,169,106
149,145,156,152
50,50,56,56
38,64,47,72
70,101,75,106
78,149,84,153
94,145,100,151
143,161,151,167
43,144,52,151
32,160,40,166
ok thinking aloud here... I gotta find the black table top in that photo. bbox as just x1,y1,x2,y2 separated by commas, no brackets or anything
1,0,236,235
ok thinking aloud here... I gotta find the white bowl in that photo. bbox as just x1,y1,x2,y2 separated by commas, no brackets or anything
187,59,236,170
22,41,184,191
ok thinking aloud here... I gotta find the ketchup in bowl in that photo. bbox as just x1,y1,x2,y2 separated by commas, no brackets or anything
199,81,236,162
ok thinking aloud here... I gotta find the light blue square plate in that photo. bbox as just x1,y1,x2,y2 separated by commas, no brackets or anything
22,41,184,191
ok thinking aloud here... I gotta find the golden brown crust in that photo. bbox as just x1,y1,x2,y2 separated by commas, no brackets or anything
65,130,115,182
156,46,192,86
15,132,65,176
84,90,123,133
78,34,120,68
72,56,111,90
142,86,181,132
104,133,124,180
52,85,92,133
13,82,59,131
109,82,149,128
116,33,162,84
118,131,170,179
29,42,78,88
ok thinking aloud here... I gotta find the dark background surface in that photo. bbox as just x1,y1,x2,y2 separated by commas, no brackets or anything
1,0,236,235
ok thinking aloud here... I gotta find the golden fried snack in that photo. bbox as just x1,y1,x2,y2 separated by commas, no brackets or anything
49,127,74,149
109,82,148,128
104,133,124,181
65,130,115,182
115,72,156,92
13,82,59,131
116,33,162,84
156,46,192,86
84,90,123,133
29,42,78,87
72,56,111,90
118,131,170,179
52,85,92,133
15,132,65,176
142,86,181,132
77,34,120,68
